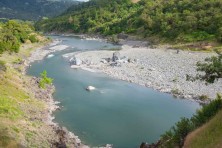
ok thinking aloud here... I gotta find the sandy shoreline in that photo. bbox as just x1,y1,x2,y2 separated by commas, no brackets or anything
67,39,222,103
25,40,89,148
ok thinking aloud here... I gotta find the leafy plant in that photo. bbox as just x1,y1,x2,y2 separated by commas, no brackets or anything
39,70,53,89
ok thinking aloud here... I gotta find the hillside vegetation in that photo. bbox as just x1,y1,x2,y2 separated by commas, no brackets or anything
0,20,41,54
0,20,57,147
36,0,222,43
157,94,222,147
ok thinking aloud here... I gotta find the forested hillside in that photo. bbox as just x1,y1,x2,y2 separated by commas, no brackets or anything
0,0,80,21
36,0,222,43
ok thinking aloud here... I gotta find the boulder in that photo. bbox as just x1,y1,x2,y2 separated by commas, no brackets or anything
47,54,54,58
100,59,108,64
69,57,82,66
110,62,121,67
121,56,128,63
86,86,96,91
117,33,128,39
112,52,121,62
107,58,111,62
128,58,132,63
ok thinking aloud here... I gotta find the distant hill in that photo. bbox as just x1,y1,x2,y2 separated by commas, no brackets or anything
0,0,80,21
36,0,222,43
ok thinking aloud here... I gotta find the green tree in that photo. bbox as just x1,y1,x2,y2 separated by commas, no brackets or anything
196,50,222,83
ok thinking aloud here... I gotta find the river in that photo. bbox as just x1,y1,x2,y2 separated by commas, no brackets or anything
27,35,200,148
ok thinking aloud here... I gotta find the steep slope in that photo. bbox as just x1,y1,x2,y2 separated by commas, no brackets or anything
0,0,80,21
0,21,55,147
36,0,222,43
184,109,222,148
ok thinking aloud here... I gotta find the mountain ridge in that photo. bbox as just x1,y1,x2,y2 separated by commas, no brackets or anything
0,0,80,21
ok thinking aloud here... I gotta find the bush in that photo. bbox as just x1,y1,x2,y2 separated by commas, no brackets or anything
217,27,222,43
199,95,209,101
179,31,213,42
196,51,222,83
191,94,222,127
161,117,193,147
0,20,37,54
29,35,38,43
39,70,53,89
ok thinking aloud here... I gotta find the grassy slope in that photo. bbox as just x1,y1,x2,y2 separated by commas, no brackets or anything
0,40,56,147
184,109,222,148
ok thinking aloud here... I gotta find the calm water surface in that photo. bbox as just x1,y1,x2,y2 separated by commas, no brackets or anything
28,35,200,148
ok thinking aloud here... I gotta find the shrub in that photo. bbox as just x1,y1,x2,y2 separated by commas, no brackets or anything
187,50,222,83
217,27,222,42
29,35,38,43
191,94,222,127
196,50,222,83
161,118,193,147
39,70,53,89
199,95,209,101
171,88,180,95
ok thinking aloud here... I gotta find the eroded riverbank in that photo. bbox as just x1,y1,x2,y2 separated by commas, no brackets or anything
25,39,89,148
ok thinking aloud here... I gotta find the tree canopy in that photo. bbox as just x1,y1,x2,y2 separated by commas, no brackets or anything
36,0,222,43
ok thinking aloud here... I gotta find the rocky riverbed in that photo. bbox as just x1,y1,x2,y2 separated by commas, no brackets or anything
65,40,222,102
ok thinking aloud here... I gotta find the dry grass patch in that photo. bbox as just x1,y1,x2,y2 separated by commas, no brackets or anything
184,109,222,148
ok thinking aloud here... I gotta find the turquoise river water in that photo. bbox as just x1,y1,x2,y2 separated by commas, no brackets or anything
27,35,200,148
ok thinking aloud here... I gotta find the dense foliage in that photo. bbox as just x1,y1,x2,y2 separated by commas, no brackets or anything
0,20,39,54
36,0,139,34
36,0,222,42
0,0,80,21
160,94,222,147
